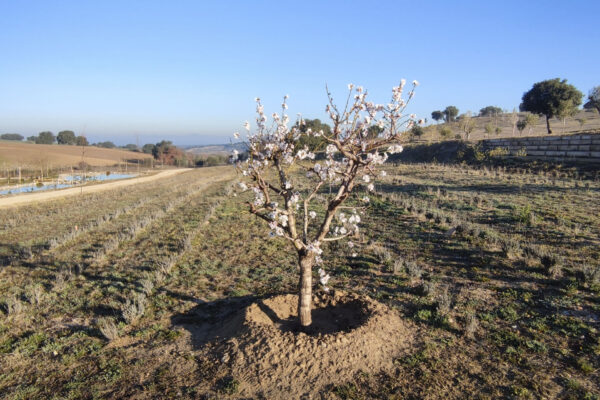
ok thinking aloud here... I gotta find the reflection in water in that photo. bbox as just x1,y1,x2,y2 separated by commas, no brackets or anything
0,173,137,196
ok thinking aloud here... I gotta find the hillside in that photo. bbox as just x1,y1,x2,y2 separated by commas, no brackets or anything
185,142,246,156
421,109,600,142
0,141,152,169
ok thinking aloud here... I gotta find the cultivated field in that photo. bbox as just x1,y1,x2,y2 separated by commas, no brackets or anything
0,163,599,398
0,141,151,170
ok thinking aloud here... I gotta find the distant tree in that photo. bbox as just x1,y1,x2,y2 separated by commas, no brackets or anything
410,125,425,140
584,86,600,114
557,103,579,133
57,130,76,145
96,141,116,148
295,118,331,151
577,118,587,127
35,131,55,144
524,113,539,135
27,136,37,142
122,144,139,151
495,127,502,135
366,125,384,140
443,106,459,123
520,78,583,134
1,133,24,141
152,140,178,165
142,143,156,154
431,110,444,123
479,106,503,117
75,136,89,146
459,112,475,140
484,123,494,137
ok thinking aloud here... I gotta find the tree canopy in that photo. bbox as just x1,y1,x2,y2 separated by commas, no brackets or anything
1,133,24,141
295,119,332,151
520,78,583,134
96,141,116,148
57,130,76,145
431,110,444,123
584,86,600,113
122,144,139,151
443,106,459,122
35,131,56,144
142,143,156,154
75,136,89,146
479,106,503,117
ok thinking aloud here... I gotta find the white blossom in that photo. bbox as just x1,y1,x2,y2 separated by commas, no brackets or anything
388,144,403,154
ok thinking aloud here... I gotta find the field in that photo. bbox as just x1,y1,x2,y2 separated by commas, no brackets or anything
1,162,599,399
0,141,151,170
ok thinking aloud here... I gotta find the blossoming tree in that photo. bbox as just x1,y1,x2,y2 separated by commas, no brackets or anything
233,81,421,327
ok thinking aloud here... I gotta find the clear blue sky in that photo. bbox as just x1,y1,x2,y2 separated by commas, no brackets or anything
1,0,598,145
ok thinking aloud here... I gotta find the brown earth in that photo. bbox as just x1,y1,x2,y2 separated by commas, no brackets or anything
181,291,418,398
0,141,151,169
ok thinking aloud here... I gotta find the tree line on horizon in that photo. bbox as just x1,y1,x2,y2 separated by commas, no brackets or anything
2,81,599,151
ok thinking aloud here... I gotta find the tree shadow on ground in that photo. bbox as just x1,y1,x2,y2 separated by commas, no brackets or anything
171,295,258,348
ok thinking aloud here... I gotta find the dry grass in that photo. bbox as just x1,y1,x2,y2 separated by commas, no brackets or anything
0,162,599,399
419,109,600,142
0,141,151,169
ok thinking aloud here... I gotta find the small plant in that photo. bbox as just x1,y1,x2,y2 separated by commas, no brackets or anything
540,252,562,278
5,295,24,315
436,286,452,317
140,279,154,296
582,264,600,288
439,126,452,139
517,204,535,226
418,280,437,298
464,312,478,339
98,318,120,341
406,261,423,284
216,376,239,394
392,258,404,275
121,293,147,324
26,285,44,305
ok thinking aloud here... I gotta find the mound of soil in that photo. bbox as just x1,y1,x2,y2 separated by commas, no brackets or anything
197,291,417,398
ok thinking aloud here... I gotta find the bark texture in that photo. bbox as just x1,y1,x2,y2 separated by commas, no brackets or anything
298,253,314,327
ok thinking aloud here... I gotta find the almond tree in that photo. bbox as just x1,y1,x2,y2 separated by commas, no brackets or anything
232,81,420,327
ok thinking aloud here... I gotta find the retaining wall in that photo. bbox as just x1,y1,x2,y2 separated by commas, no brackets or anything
480,132,600,163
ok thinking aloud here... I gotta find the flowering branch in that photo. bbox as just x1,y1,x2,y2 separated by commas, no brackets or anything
231,81,420,327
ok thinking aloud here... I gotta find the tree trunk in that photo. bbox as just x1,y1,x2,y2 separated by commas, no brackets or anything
298,252,314,327
546,115,552,134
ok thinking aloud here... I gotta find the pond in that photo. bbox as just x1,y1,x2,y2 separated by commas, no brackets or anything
0,173,137,196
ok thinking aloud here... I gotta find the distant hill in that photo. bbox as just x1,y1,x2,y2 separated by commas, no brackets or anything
0,141,151,169
185,142,247,156
420,109,600,142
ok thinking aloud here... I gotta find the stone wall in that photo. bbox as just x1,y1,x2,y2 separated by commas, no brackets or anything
480,132,600,163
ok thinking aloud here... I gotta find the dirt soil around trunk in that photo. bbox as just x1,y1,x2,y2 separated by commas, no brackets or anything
188,291,418,398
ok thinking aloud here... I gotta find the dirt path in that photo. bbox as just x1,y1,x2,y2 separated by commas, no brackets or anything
0,168,193,209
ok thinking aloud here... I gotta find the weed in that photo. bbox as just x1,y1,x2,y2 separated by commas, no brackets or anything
464,312,478,339
406,261,423,284
121,293,147,324
216,376,239,394
98,318,120,341
436,286,452,317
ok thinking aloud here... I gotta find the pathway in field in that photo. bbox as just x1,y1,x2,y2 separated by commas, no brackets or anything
0,168,191,208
